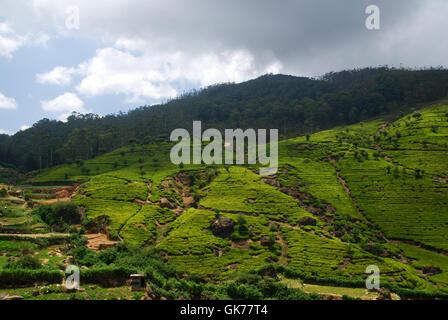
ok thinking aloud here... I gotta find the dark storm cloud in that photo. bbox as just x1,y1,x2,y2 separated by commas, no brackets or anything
2,0,446,76
65,0,435,75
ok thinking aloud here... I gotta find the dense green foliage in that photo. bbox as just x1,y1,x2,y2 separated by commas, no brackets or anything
0,269,63,287
2,67,448,172
67,242,318,299
33,203,81,230
5,255,42,270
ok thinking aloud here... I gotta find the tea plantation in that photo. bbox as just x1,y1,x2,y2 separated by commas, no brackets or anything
1,104,448,299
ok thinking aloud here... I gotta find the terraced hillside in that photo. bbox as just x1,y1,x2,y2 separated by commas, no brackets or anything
2,104,448,298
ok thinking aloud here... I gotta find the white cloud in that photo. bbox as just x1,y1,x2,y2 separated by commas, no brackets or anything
41,92,88,121
33,33,50,47
0,22,13,34
36,43,282,104
0,24,25,58
0,93,18,110
75,46,282,103
36,66,77,86
20,125,30,131
75,47,178,103
114,38,147,52
0,20,50,59
0,129,11,135
22,0,448,106
183,50,282,86
3,0,448,76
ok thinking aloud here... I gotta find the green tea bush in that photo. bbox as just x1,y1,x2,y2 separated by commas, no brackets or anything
0,269,63,287
70,245,99,267
225,281,263,300
5,255,42,270
23,190,32,201
81,266,135,287
97,247,118,264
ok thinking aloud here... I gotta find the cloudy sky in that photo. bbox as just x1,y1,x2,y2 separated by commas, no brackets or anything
0,0,447,134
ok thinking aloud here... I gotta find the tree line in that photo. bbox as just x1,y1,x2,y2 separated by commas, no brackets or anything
1,66,448,172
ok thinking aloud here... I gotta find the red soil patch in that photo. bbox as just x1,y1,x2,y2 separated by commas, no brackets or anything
85,233,117,251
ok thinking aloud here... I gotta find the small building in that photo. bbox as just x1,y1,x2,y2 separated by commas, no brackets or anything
130,274,146,291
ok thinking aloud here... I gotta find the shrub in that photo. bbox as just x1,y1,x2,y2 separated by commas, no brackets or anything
75,159,84,167
5,255,42,270
0,269,63,287
97,247,118,264
225,281,263,300
268,235,276,246
0,188,6,198
393,167,400,178
237,214,247,226
70,245,99,267
415,168,424,179
81,266,136,287
412,112,422,119
364,243,384,256
232,225,249,240
23,190,32,201
34,203,81,228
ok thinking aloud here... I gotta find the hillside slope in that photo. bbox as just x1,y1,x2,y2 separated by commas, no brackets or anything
25,104,448,294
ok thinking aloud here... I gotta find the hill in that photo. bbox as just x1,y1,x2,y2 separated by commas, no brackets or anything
2,67,448,172
1,103,446,299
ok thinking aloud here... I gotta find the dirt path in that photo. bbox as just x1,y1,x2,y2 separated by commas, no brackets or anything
146,182,153,200
334,169,370,222
118,206,143,235
0,232,70,239
390,239,448,256
336,172,352,197
278,236,288,265
38,198,71,205
275,221,300,231
133,182,158,206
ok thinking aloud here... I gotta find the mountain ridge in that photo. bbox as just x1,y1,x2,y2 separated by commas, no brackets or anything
2,67,448,173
